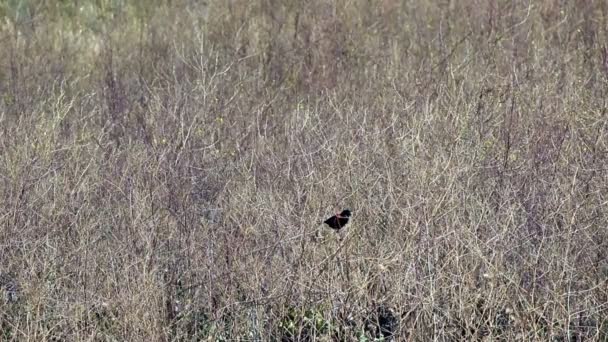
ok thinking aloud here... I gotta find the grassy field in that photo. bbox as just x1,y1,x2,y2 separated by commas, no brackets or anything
1,0,607,340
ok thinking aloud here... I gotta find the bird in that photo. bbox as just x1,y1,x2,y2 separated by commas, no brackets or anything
323,209,352,230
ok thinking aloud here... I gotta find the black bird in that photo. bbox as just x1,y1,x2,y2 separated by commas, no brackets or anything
323,210,352,230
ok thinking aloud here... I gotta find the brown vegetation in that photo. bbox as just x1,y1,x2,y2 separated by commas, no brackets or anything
1,0,607,340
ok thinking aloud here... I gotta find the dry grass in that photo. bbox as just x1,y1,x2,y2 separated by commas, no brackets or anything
1,0,607,341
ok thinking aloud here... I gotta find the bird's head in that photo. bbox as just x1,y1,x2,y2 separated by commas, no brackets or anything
340,209,352,217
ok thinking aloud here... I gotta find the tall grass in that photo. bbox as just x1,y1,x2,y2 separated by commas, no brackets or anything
1,0,607,340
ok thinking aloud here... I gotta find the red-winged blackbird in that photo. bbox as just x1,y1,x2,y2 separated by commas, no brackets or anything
323,210,352,230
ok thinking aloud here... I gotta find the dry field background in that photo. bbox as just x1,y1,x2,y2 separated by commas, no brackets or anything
1,0,607,341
